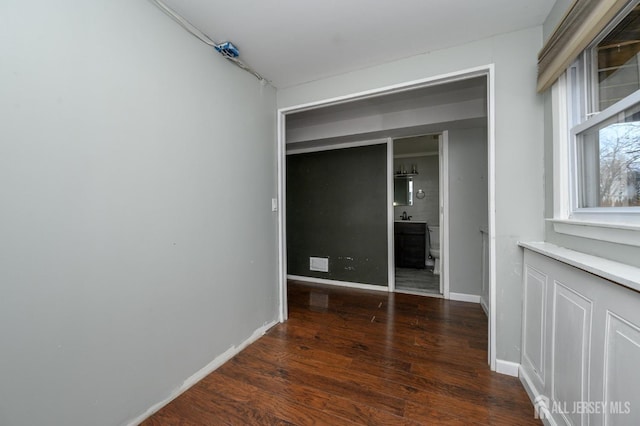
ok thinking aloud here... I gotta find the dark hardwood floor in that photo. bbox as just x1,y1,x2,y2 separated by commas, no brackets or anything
143,281,539,425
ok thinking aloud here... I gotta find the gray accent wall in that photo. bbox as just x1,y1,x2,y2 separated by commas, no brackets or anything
0,1,277,425
287,144,388,285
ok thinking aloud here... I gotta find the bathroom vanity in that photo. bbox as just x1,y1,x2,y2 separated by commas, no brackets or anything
394,221,426,268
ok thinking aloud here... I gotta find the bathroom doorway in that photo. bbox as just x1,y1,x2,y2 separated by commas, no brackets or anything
392,133,445,296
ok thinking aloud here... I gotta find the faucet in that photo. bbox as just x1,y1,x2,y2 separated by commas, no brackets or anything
400,211,412,220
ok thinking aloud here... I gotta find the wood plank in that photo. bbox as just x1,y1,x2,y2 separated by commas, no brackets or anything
142,281,539,425
206,362,420,425
224,348,407,417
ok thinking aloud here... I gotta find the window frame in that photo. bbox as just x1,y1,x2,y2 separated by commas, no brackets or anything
550,1,640,246
569,89,640,224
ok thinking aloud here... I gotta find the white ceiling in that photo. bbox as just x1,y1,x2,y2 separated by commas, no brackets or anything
159,0,555,88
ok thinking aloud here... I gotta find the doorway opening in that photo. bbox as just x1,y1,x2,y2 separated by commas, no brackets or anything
277,65,497,370
392,133,444,297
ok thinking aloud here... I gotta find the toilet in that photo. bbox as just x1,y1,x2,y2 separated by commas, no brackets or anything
428,225,440,275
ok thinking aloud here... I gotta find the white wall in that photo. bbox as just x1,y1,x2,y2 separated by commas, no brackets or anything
543,0,574,42
278,26,546,364
0,1,278,425
448,128,489,296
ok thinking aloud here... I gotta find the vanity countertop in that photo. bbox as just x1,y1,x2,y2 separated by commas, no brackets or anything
394,220,427,224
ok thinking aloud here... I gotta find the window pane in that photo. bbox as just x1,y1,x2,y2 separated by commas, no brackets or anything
577,104,640,208
596,5,640,111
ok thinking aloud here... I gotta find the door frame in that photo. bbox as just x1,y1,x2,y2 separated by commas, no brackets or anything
388,132,448,299
387,138,395,292
276,64,497,370
440,131,450,299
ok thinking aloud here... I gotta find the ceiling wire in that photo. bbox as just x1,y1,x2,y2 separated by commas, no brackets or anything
148,0,267,83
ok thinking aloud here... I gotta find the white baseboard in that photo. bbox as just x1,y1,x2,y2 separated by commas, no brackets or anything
495,359,520,377
395,288,443,298
448,292,481,303
287,275,389,292
125,319,278,426
519,367,541,409
519,366,557,426
480,296,489,316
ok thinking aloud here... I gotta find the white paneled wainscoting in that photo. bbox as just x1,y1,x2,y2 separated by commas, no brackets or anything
519,242,640,426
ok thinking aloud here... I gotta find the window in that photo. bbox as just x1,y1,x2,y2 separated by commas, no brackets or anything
552,1,640,245
575,96,640,210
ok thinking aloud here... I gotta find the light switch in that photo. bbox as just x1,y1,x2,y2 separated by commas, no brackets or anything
271,198,278,212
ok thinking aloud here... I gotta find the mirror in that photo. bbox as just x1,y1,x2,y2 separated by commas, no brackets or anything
394,176,413,206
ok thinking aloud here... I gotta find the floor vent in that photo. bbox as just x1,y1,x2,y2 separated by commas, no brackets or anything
309,257,329,272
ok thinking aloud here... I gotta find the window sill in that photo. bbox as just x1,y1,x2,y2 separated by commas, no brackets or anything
548,219,640,247
519,241,640,293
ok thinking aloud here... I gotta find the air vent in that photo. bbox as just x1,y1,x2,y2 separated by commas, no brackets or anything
309,257,329,272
